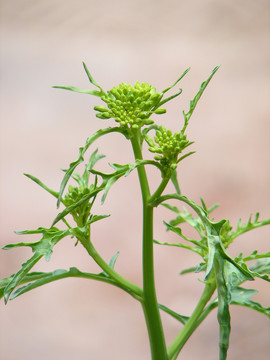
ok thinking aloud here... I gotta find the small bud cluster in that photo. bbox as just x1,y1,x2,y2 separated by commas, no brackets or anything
146,126,190,168
94,82,165,129
63,185,94,226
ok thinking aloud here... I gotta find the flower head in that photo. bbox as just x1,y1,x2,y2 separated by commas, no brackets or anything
63,185,94,226
146,126,191,168
94,82,165,129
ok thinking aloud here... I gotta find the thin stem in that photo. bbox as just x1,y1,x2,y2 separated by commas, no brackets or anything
80,231,143,298
10,269,143,302
167,275,216,359
148,175,171,204
131,130,168,360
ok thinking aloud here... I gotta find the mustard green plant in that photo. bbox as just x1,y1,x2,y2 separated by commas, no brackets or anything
1,63,269,360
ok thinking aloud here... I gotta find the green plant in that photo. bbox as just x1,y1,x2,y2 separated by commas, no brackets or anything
1,63,269,360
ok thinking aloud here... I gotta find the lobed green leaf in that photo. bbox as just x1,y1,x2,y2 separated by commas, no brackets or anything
2,227,72,303
154,239,202,255
230,286,270,317
182,66,220,133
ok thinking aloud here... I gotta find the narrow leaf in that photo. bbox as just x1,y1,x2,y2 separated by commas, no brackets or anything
108,251,120,269
82,62,104,93
158,303,189,325
160,68,190,95
7,267,126,301
53,86,102,96
24,174,59,200
170,169,181,194
4,253,43,303
99,252,120,277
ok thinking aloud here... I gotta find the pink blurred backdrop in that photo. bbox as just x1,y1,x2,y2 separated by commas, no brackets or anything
0,1,269,359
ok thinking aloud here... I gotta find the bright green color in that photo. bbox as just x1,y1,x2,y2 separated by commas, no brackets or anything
1,63,270,360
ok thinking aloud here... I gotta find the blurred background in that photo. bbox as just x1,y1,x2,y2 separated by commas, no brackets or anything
0,0,269,359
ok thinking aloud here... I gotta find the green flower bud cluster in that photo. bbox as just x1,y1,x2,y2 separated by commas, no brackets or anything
94,82,165,129
63,185,94,226
146,126,190,168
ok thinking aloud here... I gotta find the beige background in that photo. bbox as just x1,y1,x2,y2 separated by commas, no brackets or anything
0,1,270,359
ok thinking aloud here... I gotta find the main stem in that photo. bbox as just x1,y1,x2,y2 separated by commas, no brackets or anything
131,131,168,360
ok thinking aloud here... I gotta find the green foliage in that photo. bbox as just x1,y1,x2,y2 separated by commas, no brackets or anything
2,227,72,303
1,63,269,360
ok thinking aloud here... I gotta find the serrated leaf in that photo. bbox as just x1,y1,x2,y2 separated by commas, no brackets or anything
2,227,72,303
240,263,270,282
229,214,270,242
204,234,254,282
163,204,205,237
3,255,43,303
154,239,201,255
0,271,56,301
249,258,270,275
182,66,219,133
243,251,270,262
155,193,254,283
91,159,163,204
230,286,270,317
91,168,127,204
183,66,220,121
163,221,207,253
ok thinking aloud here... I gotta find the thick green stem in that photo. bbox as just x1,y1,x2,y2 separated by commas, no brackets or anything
131,131,168,360
167,275,216,359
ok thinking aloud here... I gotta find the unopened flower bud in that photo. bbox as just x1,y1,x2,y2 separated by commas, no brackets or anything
154,108,166,115
94,105,109,112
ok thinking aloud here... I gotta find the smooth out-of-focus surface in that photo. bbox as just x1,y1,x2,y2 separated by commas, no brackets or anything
0,1,269,359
